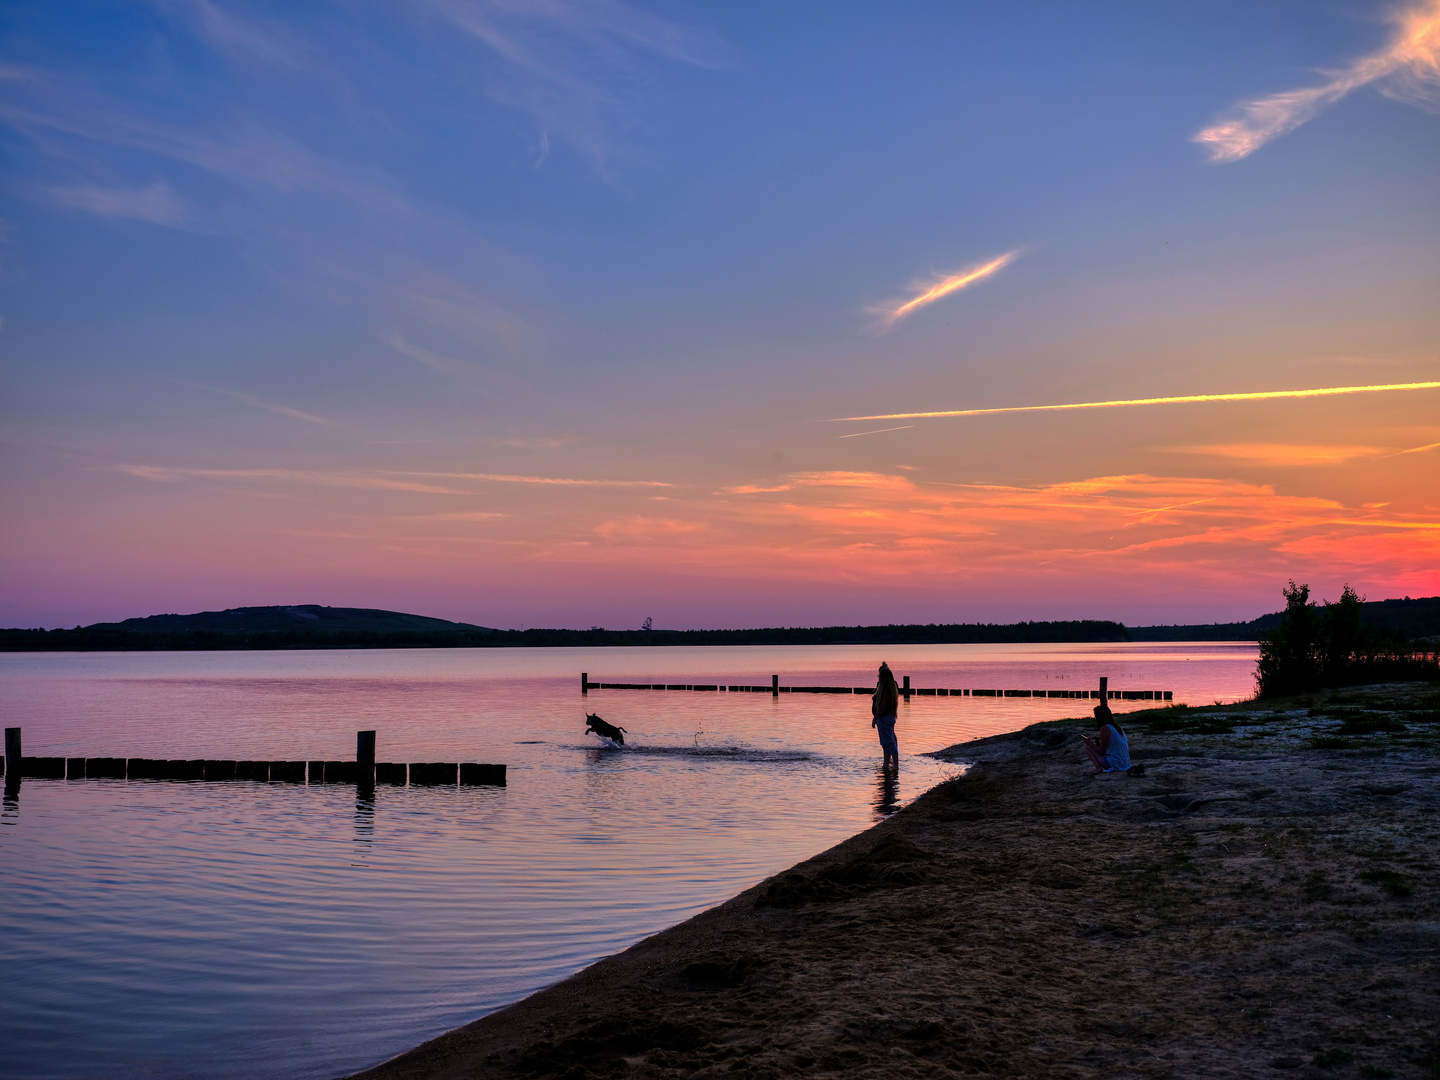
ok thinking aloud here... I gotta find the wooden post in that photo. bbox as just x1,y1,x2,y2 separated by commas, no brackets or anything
902,675,911,700
772,674,779,697
4,727,19,796
1099,676,1108,701
357,730,376,789
581,672,588,695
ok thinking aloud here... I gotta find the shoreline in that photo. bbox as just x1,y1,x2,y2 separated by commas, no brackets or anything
349,683,1439,1079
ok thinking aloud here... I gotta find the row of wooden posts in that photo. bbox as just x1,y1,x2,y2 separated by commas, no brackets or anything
582,673,1171,701
1,728,505,789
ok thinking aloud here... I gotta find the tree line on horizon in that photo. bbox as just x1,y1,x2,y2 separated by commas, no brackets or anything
3,593,1437,657
0,619,1134,651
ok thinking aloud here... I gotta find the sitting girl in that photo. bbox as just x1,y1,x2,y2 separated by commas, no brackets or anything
1081,703,1130,774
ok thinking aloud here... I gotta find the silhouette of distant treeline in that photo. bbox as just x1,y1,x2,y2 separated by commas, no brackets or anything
4,596,1437,652
0,604,1131,650
0,620,1132,651
1131,594,1440,643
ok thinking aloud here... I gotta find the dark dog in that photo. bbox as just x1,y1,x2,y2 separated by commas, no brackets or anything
585,713,627,745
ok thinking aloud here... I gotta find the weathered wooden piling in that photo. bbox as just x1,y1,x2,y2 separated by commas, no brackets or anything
5,727,20,774
357,729,376,790
409,762,457,786
459,763,506,786
88,757,127,779
583,676,1172,700
203,760,236,781
67,757,86,779
375,762,407,785
271,761,306,783
323,761,358,784
582,672,588,695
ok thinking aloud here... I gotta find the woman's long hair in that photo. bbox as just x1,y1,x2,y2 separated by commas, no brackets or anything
1094,702,1122,736
877,662,898,694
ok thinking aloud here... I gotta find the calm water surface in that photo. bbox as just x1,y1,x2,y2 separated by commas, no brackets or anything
0,643,1255,1079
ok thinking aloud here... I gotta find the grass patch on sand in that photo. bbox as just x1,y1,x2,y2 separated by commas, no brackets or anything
1360,870,1415,899
1129,706,1236,736
1337,715,1408,736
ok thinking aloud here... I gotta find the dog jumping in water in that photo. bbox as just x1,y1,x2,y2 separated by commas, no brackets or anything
585,713,627,745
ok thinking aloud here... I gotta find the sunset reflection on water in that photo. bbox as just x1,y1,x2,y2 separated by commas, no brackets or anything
0,643,1254,1079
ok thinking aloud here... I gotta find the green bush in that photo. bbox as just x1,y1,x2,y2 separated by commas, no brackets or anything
1337,715,1407,736
1257,581,1439,697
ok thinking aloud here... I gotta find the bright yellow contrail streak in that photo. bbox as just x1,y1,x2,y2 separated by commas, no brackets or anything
881,252,1017,326
832,381,1440,422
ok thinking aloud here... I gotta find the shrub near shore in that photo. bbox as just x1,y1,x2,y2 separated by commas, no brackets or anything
1258,581,1439,697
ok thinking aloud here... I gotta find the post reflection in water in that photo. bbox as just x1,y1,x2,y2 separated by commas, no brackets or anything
354,791,375,851
873,765,900,816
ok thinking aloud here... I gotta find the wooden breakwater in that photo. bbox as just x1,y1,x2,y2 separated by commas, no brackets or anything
0,728,505,789
581,672,1172,701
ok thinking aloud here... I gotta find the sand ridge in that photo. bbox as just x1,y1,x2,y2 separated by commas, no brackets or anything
348,685,1440,1079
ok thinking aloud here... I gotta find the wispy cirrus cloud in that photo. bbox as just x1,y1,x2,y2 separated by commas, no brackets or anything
45,180,191,227
593,516,702,541
426,0,723,168
185,383,335,426
152,0,309,71
385,333,477,379
116,464,670,490
404,469,669,487
869,251,1018,331
0,98,416,217
1170,443,1384,467
1195,0,1440,162
115,465,466,494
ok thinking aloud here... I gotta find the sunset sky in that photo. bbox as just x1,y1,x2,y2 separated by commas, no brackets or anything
2,1,1438,630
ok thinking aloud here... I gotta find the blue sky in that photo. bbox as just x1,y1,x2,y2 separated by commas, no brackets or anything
3,1,1438,629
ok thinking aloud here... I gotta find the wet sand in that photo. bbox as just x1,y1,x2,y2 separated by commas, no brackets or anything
349,684,1440,1079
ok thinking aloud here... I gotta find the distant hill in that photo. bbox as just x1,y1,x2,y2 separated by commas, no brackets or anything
1130,595,1440,643
102,604,494,635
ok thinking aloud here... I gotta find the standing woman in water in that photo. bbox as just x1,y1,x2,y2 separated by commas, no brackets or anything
872,662,900,769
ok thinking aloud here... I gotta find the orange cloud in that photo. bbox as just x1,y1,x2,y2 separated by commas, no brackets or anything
1173,443,1385,466
870,251,1018,330
1195,0,1440,162
593,517,703,542
550,470,1438,598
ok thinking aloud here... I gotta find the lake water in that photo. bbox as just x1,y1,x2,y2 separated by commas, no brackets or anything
0,642,1256,1079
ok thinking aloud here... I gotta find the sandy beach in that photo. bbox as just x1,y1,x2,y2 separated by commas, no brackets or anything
350,684,1439,1080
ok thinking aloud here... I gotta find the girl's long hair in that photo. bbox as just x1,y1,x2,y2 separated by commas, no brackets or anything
878,662,898,694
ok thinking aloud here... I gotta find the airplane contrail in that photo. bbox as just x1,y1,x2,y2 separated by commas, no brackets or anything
831,381,1440,422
